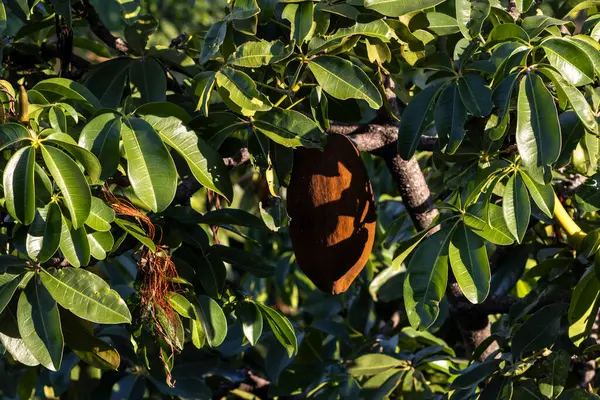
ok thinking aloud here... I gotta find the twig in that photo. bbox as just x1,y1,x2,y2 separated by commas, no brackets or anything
169,33,189,49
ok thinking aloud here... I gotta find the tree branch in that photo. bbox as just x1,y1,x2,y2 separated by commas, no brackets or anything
376,78,440,231
447,282,498,360
328,123,437,153
73,0,129,54
507,0,520,21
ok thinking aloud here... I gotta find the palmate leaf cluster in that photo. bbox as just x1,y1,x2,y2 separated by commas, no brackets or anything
0,0,600,398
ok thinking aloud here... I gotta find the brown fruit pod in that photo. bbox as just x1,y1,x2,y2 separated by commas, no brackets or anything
287,133,377,294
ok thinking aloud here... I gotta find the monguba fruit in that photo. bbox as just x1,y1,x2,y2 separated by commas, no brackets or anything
287,134,376,294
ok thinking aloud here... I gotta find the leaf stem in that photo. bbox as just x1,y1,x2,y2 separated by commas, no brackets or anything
255,81,287,94
273,94,288,107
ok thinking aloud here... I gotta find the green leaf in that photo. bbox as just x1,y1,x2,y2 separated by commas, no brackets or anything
121,117,177,212
450,359,502,389
568,268,600,346
199,21,227,64
364,0,445,17
129,57,166,104
238,301,263,346
0,333,40,367
48,106,67,133
465,203,515,246
435,82,467,154
308,56,382,109
230,0,260,34
503,174,531,243
197,208,267,229
227,40,290,68
78,113,122,180
32,78,102,111
3,146,35,225
567,36,600,80
85,197,115,232
193,72,216,116
84,57,131,109
40,267,132,324
574,132,600,176
421,12,460,36
513,304,567,358
516,0,534,12
541,38,595,87
0,3,6,34
61,311,120,370
519,171,554,218
254,301,297,357
537,67,598,135
167,292,195,319
521,15,571,39
0,276,24,315
307,20,397,55
489,72,519,140
456,0,490,40
0,123,32,151
329,20,397,43
141,115,233,202
392,225,439,268
190,317,206,349
538,350,569,399
211,244,275,277
397,82,443,160
360,369,404,399
458,75,493,117
41,146,91,231
17,277,64,371
88,231,114,260
193,249,226,299
365,38,391,64
487,23,529,45
134,102,192,124
44,133,102,185
516,73,561,170
449,224,490,304
348,354,408,376
194,295,227,347
404,226,454,330
114,218,156,251
215,67,272,115
253,107,326,149
282,2,316,44
26,203,62,263
59,216,91,267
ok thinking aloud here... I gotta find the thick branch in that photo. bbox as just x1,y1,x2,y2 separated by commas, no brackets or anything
223,148,250,168
507,0,520,21
383,154,438,230
375,79,440,232
448,293,519,315
73,0,129,54
329,123,437,152
41,43,90,71
447,282,499,360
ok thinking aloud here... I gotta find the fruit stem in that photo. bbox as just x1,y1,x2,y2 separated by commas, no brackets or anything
554,193,586,248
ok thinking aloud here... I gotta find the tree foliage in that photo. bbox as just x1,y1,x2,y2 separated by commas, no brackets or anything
1,0,600,399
